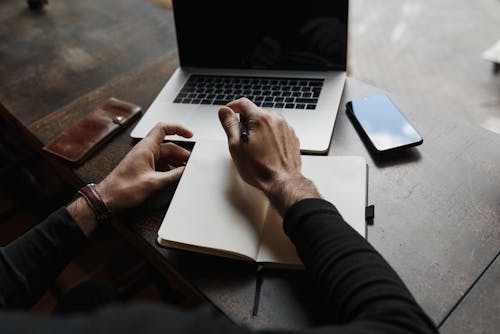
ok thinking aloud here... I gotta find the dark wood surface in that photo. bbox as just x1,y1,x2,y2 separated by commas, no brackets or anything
0,0,176,126
1,0,499,331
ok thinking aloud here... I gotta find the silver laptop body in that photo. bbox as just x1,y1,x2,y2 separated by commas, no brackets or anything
131,0,349,154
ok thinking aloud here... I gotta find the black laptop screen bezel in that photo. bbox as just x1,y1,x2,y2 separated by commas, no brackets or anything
172,0,348,71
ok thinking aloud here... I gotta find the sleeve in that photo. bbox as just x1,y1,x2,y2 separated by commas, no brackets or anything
0,199,438,334
0,207,87,309
281,198,438,333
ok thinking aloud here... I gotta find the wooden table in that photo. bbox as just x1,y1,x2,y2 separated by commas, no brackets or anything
1,0,499,331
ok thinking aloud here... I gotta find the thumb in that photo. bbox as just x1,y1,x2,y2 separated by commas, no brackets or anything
218,106,240,143
152,166,185,189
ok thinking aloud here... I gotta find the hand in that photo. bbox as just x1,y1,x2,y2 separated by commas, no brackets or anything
69,122,192,236
95,122,193,213
218,98,319,216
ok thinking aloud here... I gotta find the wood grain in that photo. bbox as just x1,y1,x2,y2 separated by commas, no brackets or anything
0,0,176,126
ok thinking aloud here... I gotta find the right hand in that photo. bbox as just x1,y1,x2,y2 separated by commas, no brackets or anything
218,98,320,216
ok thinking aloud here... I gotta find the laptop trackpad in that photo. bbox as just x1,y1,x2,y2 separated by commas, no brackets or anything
165,105,225,142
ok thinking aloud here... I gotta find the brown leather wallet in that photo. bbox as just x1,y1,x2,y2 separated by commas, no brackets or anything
42,98,141,164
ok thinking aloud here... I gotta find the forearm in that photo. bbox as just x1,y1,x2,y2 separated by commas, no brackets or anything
67,196,100,237
283,199,437,333
0,205,89,309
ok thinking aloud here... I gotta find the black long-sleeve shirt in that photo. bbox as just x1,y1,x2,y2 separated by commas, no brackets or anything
0,199,437,333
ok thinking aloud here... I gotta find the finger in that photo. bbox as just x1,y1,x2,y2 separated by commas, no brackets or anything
226,98,262,119
162,123,193,138
218,106,240,143
151,166,185,189
146,122,194,144
157,143,191,170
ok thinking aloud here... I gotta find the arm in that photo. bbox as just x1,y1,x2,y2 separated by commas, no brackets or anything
0,190,103,309
219,98,437,333
0,206,86,308
0,101,436,334
0,123,193,309
283,199,437,333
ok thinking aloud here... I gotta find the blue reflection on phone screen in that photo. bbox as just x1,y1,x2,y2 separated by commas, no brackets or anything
351,94,422,151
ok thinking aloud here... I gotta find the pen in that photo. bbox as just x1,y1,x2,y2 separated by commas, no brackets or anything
240,116,249,142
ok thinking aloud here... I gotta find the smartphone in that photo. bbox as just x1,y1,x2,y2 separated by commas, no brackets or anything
346,94,423,154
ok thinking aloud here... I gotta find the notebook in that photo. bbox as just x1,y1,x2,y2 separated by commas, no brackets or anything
157,140,367,268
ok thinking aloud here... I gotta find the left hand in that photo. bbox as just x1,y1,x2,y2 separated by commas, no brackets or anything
95,122,193,213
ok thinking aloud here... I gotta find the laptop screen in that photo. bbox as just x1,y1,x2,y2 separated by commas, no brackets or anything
173,0,348,71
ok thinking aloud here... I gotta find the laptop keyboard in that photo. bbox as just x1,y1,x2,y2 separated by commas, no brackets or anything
173,75,324,110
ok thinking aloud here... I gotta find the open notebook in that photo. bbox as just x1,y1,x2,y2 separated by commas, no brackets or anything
158,140,367,268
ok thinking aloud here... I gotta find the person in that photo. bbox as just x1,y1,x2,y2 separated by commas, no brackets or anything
0,98,437,333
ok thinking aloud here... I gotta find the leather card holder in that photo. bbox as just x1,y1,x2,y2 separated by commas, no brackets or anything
43,97,141,164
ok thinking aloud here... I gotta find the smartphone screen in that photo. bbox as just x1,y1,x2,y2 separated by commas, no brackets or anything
347,94,423,153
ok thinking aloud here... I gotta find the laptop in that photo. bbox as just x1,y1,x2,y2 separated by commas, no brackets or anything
131,0,348,153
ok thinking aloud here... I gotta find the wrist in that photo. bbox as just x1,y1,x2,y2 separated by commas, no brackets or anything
67,197,99,237
78,183,113,223
266,174,320,216
94,181,116,213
